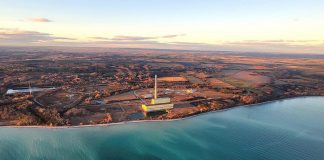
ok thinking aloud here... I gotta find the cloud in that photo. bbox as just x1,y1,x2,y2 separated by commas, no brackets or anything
162,34,186,38
91,34,185,41
28,17,52,22
217,40,324,54
89,37,110,40
224,40,324,46
90,36,155,41
1,29,323,54
0,28,74,44
85,34,189,50
111,36,155,41
85,39,216,51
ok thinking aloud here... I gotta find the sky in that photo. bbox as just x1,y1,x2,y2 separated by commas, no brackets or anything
0,0,324,54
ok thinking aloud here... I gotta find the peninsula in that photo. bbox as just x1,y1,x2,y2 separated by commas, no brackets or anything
1,47,324,126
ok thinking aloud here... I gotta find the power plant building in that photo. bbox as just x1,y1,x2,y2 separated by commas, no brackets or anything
151,97,171,105
141,75,174,112
142,103,174,112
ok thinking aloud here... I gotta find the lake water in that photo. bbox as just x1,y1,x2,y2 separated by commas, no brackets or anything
1,97,324,160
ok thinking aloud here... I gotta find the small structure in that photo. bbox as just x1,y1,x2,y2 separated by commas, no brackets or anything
141,75,174,112
142,103,174,112
151,97,171,105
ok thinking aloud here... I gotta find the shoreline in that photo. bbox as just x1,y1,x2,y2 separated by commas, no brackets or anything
0,95,323,129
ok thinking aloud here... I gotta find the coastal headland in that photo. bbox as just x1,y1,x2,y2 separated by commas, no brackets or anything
1,47,324,126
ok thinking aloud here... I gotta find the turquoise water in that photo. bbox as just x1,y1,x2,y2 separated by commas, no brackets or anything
1,97,324,160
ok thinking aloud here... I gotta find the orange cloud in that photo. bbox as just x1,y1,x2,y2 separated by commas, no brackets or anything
28,17,52,22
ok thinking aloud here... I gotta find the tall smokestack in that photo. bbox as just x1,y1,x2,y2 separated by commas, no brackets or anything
154,75,157,99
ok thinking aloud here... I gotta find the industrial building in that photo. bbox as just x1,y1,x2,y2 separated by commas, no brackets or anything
141,75,174,112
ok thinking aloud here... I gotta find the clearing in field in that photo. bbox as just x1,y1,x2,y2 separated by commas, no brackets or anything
230,71,270,86
37,91,81,107
185,76,204,84
222,77,252,88
158,76,188,82
193,90,234,99
207,78,235,89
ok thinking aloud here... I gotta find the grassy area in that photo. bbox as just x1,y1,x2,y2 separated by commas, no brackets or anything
207,78,235,88
185,76,204,84
222,77,252,88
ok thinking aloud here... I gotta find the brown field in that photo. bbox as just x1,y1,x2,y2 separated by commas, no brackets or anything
222,77,252,88
195,72,209,79
221,70,240,76
193,90,234,99
104,91,137,102
148,63,185,69
231,71,270,85
104,88,155,103
158,76,188,82
249,65,269,70
207,78,235,88
279,78,311,84
185,76,204,84
38,92,80,106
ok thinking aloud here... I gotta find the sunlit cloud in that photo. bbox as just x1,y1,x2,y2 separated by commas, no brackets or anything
224,40,324,45
1,28,323,54
28,17,52,22
0,28,74,44
90,34,186,41
89,37,110,40
218,40,324,54
111,36,155,41
162,34,186,38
